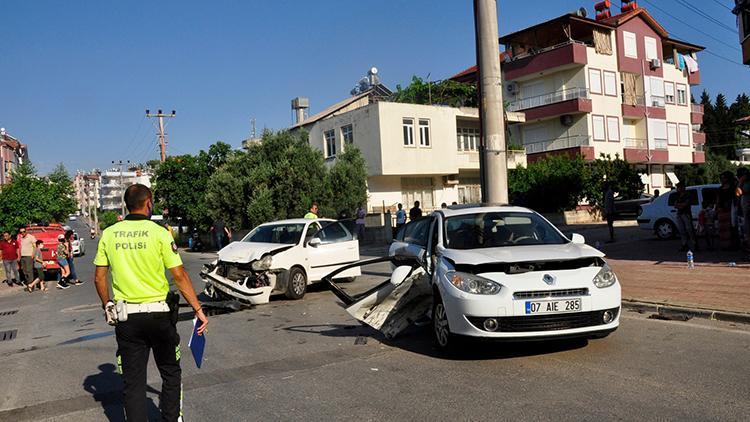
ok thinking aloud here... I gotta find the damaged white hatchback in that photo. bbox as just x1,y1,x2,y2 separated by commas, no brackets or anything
327,205,620,350
201,218,360,304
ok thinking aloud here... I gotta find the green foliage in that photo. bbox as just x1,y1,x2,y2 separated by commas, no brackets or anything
392,76,478,107
509,154,644,213
701,91,750,159
98,211,120,230
151,141,234,230
0,162,77,232
675,152,740,186
326,145,368,217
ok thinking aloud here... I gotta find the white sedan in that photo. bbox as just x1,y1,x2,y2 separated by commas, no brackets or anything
326,205,620,350
71,233,85,256
200,218,360,305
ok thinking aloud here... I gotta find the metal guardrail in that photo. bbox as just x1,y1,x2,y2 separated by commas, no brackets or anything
524,135,591,154
508,87,590,112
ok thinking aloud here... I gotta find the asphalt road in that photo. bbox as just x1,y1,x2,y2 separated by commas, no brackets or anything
0,220,748,421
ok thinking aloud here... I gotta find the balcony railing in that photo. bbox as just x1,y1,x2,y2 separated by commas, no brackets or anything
691,104,704,114
524,135,591,154
621,94,645,106
650,96,665,108
624,138,668,150
507,87,589,112
653,138,668,150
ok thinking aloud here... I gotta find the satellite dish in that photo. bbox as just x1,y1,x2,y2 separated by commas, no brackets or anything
369,67,378,75
577,7,588,18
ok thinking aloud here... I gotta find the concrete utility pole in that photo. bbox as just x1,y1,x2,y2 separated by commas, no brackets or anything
112,160,130,216
474,0,508,204
145,109,176,162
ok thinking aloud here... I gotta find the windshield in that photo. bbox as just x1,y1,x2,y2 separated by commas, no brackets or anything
444,212,567,249
242,223,305,245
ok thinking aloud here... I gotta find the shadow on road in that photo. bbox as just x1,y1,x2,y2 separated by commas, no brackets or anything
82,363,160,422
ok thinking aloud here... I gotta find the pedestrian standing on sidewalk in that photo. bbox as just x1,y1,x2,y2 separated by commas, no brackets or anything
65,230,83,286
355,205,366,240
395,203,406,229
94,184,207,421
210,218,231,251
674,182,697,252
56,234,72,289
409,201,422,222
0,231,21,286
717,171,737,250
25,240,48,292
603,182,616,243
17,227,37,284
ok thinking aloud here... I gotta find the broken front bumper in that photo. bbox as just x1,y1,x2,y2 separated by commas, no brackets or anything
200,262,278,305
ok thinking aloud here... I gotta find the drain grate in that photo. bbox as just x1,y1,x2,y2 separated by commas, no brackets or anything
0,310,19,317
0,330,18,342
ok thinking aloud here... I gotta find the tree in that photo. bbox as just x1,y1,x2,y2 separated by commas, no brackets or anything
326,145,368,217
47,163,78,223
581,154,644,210
392,76,478,107
98,211,120,230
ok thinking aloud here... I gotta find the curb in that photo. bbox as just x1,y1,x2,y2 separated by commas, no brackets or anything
622,300,750,325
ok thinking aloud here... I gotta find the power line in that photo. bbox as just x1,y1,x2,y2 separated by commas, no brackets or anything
639,0,741,52
710,0,734,11
673,0,737,33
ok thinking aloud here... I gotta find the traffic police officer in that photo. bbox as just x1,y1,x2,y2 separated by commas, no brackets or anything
94,184,208,421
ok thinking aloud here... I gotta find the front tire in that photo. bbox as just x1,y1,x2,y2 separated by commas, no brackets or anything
432,294,456,350
655,219,676,240
285,267,307,300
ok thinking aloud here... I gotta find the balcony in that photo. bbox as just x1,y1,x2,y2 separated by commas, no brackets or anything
691,104,704,125
504,41,588,81
692,131,706,144
621,94,666,120
508,87,591,121
693,151,705,163
623,138,669,163
525,135,595,163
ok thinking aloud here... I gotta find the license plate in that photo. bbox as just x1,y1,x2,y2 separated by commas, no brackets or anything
525,298,581,314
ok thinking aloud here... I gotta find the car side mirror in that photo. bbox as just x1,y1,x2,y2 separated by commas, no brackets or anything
390,265,413,287
308,237,322,247
571,233,585,244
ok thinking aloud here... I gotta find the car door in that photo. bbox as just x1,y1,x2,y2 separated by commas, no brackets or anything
306,221,360,281
389,217,432,264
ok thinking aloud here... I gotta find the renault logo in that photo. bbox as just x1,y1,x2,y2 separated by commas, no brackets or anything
542,274,556,285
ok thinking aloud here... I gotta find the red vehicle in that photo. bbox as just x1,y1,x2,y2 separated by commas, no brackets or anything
26,224,66,275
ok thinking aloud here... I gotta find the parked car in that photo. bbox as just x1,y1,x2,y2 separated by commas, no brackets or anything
325,205,621,350
637,184,719,239
614,193,653,218
70,232,85,256
200,218,360,305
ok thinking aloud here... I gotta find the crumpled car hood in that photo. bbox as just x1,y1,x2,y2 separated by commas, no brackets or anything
217,241,292,264
441,243,604,265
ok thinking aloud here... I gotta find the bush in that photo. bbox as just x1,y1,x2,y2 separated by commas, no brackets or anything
99,211,120,230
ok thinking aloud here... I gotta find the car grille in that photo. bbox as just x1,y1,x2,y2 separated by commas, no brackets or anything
467,308,619,332
215,261,253,282
513,288,589,300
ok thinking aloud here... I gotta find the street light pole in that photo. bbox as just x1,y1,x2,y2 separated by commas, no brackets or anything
474,0,508,204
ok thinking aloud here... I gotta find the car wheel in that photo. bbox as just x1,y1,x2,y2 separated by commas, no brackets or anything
285,267,307,300
655,219,676,240
432,294,455,350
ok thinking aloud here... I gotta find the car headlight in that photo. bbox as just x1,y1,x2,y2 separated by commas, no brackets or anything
251,254,273,271
593,263,617,288
445,271,501,295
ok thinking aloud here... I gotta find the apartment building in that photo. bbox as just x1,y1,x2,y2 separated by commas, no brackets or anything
291,87,525,212
74,171,101,216
99,169,151,212
0,128,28,186
734,0,750,65
453,4,705,193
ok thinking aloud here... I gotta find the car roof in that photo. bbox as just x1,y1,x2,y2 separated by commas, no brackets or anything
259,218,335,226
439,204,536,217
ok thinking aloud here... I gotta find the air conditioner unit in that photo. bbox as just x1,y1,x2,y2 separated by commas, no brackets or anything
650,58,662,69
506,82,519,94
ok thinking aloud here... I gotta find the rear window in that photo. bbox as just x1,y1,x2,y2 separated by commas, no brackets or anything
667,190,699,206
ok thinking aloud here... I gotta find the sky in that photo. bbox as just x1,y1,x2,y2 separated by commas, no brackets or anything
1,0,746,174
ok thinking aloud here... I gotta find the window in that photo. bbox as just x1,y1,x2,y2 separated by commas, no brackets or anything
667,190,698,206
664,82,675,104
324,129,336,158
667,122,678,146
418,119,430,147
606,116,620,142
457,127,479,151
593,115,606,141
401,177,434,211
603,71,617,96
645,36,658,61
402,118,414,146
315,222,353,244
402,218,432,247
341,124,353,145
676,84,688,105
679,123,690,146
623,31,637,58
444,212,566,250
589,68,602,94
